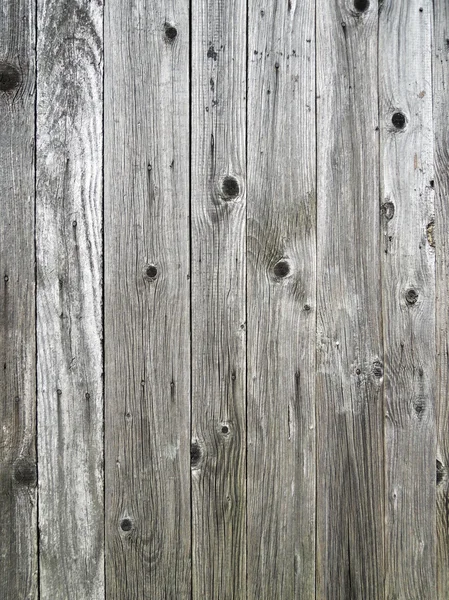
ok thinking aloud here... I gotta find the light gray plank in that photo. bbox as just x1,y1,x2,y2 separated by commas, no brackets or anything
104,1,191,597
380,1,436,597
0,1,37,598
36,0,104,597
316,2,384,597
433,2,449,596
246,1,316,597
190,0,246,595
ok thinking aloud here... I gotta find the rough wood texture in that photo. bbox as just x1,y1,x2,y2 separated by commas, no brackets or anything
104,1,191,597
190,0,246,597
380,1,436,598
434,1,449,596
246,1,316,598
0,1,37,599
316,2,384,598
36,1,104,598
191,0,246,600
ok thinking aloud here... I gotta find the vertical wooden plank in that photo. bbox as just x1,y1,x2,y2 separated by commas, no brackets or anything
316,1,384,597
433,2,449,596
246,1,316,597
190,0,246,595
104,1,190,597
380,1,436,597
0,1,37,598
36,0,104,597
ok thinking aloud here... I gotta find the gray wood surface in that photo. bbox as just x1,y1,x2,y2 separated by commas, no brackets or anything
0,1,37,599
104,0,191,597
190,0,247,596
36,1,104,598
434,1,449,596
380,1,436,597
316,2,384,598
246,1,316,598
2,0,448,597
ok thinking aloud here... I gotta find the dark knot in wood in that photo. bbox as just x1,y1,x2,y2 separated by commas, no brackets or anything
0,63,21,92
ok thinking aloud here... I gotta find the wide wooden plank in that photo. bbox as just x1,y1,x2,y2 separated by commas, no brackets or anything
104,1,191,597
190,0,246,596
246,1,316,597
316,2,384,597
36,1,104,598
433,2,449,596
379,1,436,597
0,1,37,598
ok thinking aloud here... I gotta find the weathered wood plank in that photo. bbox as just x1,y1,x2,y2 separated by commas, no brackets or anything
104,1,191,597
36,1,104,598
380,1,436,597
246,1,316,597
433,2,449,596
316,2,384,597
0,1,37,598
190,0,246,595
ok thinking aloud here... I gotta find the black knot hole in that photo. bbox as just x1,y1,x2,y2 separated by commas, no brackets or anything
392,112,406,130
13,458,36,486
274,260,290,278
0,63,21,92
120,518,133,532
405,288,418,305
221,176,240,200
354,0,369,11
146,264,158,279
191,442,201,467
165,24,178,40
437,460,445,485
221,425,229,434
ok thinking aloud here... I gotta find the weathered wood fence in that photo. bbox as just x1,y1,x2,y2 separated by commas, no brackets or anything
1,0,448,597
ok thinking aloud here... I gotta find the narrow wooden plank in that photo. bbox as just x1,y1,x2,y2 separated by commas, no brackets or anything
316,2,384,597
104,2,190,597
190,0,246,595
36,0,104,597
0,1,37,598
246,1,316,597
380,1,436,597
433,2,449,596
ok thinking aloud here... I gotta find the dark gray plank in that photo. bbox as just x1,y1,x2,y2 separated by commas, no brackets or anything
434,2,449,596
380,0,436,597
190,0,246,595
0,1,37,598
104,1,191,597
246,1,316,597
36,0,104,597
316,2,384,597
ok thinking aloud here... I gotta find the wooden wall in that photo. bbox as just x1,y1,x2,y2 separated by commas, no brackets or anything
0,0,447,597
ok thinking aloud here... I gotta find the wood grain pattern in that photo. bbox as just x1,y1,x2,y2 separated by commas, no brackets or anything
104,1,191,597
36,1,104,598
190,0,246,595
316,2,384,597
433,2,449,597
0,1,37,599
380,1,436,598
246,1,316,597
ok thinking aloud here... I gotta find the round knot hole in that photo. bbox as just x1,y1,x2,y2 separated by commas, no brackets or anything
0,63,21,92
354,0,369,11
405,288,418,305
392,112,406,130
221,176,240,200
221,425,229,434
120,518,133,532
274,260,290,278
165,24,178,40
13,458,36,486
146,264,158,279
